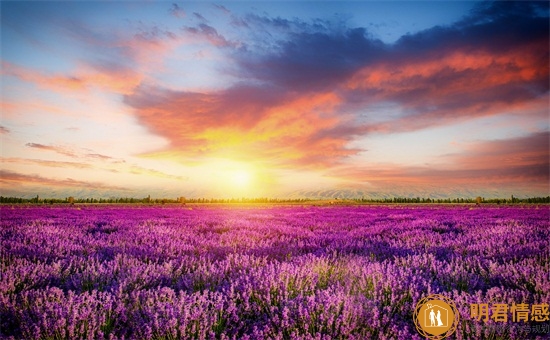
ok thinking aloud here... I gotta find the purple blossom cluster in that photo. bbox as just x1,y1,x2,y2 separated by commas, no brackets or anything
1,204,548,339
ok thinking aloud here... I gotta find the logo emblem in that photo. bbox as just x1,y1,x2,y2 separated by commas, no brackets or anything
413,294,460,339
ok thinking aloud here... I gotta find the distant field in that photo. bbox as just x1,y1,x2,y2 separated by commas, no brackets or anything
1,205,548,339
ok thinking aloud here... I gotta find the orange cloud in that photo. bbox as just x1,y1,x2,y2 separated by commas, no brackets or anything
349,41,547,92
2,61,141,95
126,85,359,168
345,38,549,131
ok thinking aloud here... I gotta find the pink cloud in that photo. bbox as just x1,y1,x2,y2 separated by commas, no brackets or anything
85,153,114,161
1,156,185,182
0,169,128,191
25,143,77,158
1,157,92,169
331,132,549,194
23,144,125,164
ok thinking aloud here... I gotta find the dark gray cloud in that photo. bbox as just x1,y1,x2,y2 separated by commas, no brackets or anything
169,3,186,18
213,4,230,15
183,23,237,47
237,26,385,92
193,12,207,22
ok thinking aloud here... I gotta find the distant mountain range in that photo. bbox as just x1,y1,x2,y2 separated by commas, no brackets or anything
1,185,544,200
282,187,536,200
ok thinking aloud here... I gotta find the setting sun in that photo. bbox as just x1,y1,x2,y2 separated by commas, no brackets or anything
230,170,252,188
200,159,268,197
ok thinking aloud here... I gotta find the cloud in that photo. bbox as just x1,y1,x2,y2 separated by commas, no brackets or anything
460,1,549,27
85,153,114,161
169,3,186,18
15,140,183,180
2,60,142,95
91,155,124,165
0,170,128,191
1,98,80,120
24,144,126,164
25,143,77,158
213,4,230,15
183,23,237,47
0,126,9,134
2,6,190,96
3,61,85,91
129,165,187,181
331,132,549,194
125,85,357,168
125,1,548,172
449,131,549,172
193,12,207,22
1,157,92,169
1,155,185,183
236,24,385,91
344,7,549,132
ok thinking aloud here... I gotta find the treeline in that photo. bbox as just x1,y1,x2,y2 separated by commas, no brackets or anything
0,196,312,204
355,196,550,204
1,195,549,204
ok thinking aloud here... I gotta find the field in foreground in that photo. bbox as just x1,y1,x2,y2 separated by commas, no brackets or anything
1,205,549,339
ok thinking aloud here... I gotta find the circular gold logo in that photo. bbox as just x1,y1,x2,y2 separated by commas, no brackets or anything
413,294,460,339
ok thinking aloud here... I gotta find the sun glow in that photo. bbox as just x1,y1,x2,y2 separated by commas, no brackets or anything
230,169,252,188
197,159,270,197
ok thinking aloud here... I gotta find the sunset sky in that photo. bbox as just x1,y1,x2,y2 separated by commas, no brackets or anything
1,1,548,199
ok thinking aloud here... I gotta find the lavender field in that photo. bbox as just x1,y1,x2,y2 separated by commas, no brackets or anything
1,204,549,339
